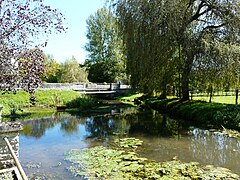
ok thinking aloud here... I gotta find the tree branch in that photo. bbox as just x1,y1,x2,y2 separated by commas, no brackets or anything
203,23,225,32
190,1,211,23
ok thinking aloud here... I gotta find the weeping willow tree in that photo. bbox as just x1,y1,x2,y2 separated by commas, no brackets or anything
112,0,178,96
112,0,240,100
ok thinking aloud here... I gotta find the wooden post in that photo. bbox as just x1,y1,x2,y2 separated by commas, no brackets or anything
4,137,28,180
0,105,2,123
236,89,239,105
209,86,213,103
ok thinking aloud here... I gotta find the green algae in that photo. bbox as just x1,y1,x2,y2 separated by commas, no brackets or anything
65,138,240,180
114,137,143,149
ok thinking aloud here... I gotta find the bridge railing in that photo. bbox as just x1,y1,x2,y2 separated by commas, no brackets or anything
39,83,131,91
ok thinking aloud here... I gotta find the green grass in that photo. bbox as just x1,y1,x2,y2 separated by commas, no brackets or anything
192,96,236,104
168,95,238,104
0,90,82,117
0,91,30,116
147,98,240,131
35,90,81,107
117,93,144,105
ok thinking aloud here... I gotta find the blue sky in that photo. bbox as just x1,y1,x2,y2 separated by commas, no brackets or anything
43,0,105,63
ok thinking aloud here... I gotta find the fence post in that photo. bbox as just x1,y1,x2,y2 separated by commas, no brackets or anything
236,89,239,105
4,137,28,180
0,105,3,123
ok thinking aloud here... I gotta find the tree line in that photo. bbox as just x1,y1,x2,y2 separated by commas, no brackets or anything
2,0,240,103
107,0,240,101
84,0,240,101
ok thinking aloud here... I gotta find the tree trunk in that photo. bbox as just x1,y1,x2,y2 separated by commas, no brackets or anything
159,83,167,99
181,71,189,101
209,86,213,103
236,89,239,105
181,55,193,101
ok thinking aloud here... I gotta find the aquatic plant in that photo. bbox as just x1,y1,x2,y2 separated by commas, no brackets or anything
65,138,239,179
114,137,143,149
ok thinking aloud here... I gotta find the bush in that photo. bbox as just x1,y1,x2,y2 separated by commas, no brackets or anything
66,96,101,111
146,98,240,131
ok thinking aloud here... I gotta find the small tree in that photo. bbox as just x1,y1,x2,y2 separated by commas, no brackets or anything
42,54,61,83
18,48,46,104
0,0,66,96
59,57,88,83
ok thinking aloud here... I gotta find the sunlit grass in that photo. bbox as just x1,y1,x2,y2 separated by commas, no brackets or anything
117,93,144,105
192,96,236,104
168,95,238,104
0,90,81,116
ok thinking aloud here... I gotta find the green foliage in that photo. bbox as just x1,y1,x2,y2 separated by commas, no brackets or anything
87,61,115,83
59,57,88,83
66,95,101,111
0,90,81,116
65,138,239,179
147,98,240,131
114,137,143,149
85,7,127,83
42,54,61,83
35,90,81,107
0,91,30,115
117,93,143,105
113,0,240,100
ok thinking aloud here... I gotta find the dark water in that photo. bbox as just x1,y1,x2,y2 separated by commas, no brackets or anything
13,108,240,179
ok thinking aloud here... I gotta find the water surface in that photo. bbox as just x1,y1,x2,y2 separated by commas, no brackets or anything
14,108,240,179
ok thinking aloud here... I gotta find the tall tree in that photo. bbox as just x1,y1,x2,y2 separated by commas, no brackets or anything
113,0,177,95
113,0,240,100
42,54,61,83
59,57,88,83
85,7,126,83
0,0,66,93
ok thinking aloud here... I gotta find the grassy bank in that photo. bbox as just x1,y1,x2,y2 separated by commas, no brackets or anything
146,98,240,131
117,93,143,105
169,95,239,104
0,90,100,118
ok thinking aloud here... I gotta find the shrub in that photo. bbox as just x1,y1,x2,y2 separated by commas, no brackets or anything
66,96,101,110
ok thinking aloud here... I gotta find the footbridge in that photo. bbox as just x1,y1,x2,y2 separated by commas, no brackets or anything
40,83,131,97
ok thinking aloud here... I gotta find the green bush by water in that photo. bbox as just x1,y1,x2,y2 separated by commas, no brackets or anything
0,91,30,116
146,98,240,131
66,95,101,111
0,90,99,116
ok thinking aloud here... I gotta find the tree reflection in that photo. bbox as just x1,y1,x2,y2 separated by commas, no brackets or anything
85,116,130,139
21,117,55,138
60,118,79,135
126,110,181,138
84,110,182,140
20,113,85,138
190,128,240,173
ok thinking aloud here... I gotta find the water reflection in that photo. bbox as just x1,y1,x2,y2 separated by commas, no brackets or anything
14,107,240,178
190,128,240,171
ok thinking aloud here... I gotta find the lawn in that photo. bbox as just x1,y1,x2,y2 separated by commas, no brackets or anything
192,95,236,104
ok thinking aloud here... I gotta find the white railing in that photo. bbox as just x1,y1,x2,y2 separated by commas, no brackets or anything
39,83,131,91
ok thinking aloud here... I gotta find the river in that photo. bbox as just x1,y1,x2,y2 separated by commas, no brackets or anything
6,106,240,179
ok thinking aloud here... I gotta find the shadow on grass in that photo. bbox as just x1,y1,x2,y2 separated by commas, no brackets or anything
147,98,240,131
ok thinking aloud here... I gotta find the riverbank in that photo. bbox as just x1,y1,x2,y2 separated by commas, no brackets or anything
145,98,240,131
0,90,135,121
0,90,103,120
